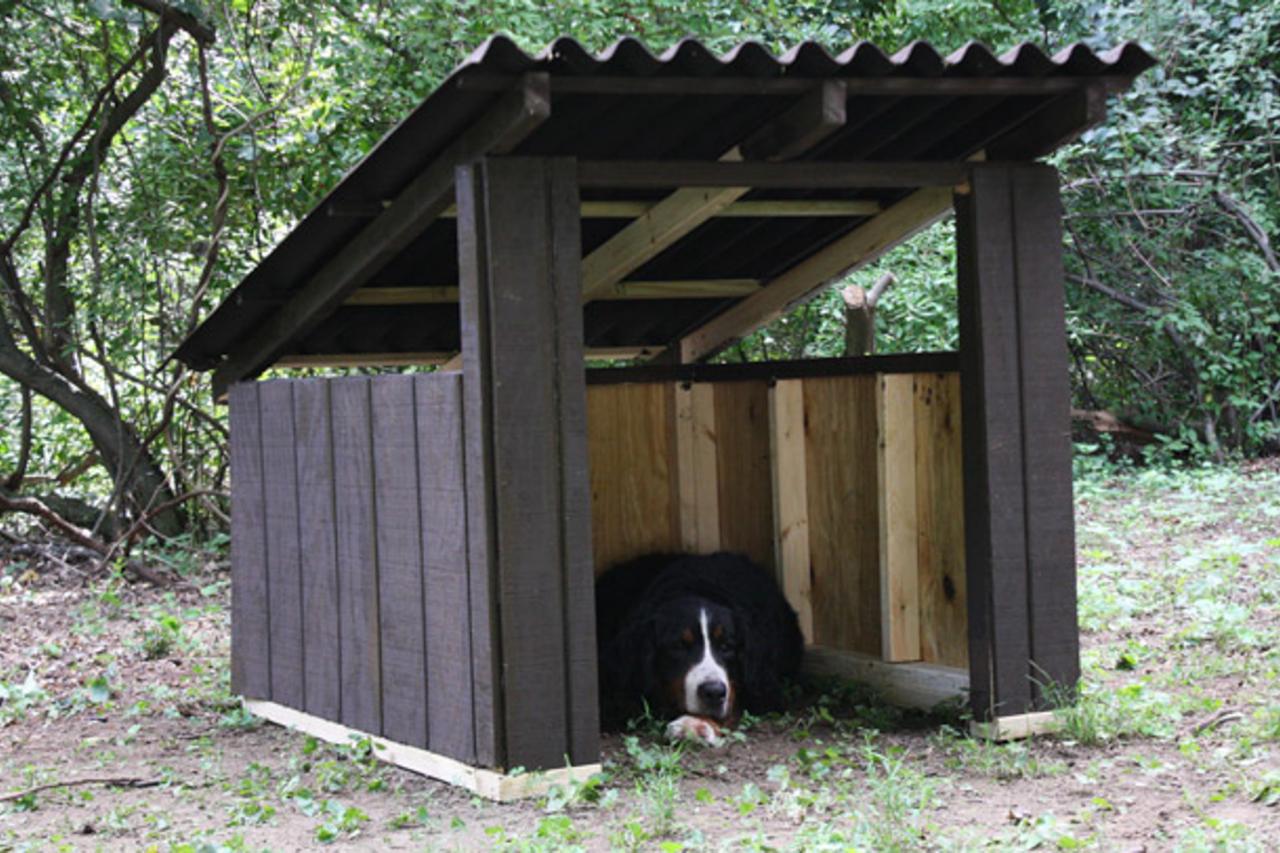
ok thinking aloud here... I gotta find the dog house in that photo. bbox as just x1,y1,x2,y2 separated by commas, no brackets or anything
174,36,1153,798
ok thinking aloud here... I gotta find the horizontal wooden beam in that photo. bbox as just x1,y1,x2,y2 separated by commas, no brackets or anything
578,160,968,189
344,279,760,306
211,73,552,399
455,74,1129,98
275,352,454,368
332,199,883,219
585,351,960,385
275,347,667,370
969,711,1059,741
802,646,968,711
678,186,955,362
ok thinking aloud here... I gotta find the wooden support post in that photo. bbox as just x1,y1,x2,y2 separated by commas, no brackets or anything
877,373,920,662
956,163,1078,722
768,379,813,643
456,157,599,771
675,382,721,553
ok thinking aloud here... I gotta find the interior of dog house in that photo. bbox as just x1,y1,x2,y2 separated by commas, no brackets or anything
173,36,1154,799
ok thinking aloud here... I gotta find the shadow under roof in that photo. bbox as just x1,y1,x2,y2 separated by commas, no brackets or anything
174,35,1155,376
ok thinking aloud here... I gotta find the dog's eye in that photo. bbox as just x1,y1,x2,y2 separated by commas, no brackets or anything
680,628,695,647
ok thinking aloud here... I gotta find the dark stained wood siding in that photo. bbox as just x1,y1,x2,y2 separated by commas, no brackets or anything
228,383,270,699
258,382,305,708
229,373,480,763
416,373,475,762
371,376,429,748
292,379,341,720
330,378,382,736
956,163,1077,720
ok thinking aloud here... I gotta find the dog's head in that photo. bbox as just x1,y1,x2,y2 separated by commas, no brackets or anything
649,596,739,721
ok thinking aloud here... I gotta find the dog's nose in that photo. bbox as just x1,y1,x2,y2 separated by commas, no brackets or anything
697,680,727,706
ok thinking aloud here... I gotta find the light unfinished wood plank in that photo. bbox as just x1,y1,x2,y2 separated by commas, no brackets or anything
586,384,681,571
769,379,813,643
675,382,720,554
802,647,968,711
877,373,920,662
425,199,883,219
915,372,968,668
679,187,954,362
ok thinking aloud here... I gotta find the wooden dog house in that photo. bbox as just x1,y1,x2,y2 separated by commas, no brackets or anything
174,36,1154,797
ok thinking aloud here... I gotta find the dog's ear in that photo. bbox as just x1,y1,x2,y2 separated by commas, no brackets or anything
598,616,656,729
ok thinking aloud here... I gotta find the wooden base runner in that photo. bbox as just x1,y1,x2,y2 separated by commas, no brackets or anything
969,711,1059,741
803,646,968,710
244,699,602,802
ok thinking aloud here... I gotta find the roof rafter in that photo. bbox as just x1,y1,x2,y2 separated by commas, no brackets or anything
677,186,956,362
211,73,553,399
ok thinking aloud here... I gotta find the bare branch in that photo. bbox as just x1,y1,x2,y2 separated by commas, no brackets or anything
1212,190,1279,273
121,0,215,45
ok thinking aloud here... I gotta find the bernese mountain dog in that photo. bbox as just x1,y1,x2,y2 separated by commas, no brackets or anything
596,551,804,746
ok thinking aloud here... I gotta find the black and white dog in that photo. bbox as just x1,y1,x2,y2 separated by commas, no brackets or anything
595,551,804,745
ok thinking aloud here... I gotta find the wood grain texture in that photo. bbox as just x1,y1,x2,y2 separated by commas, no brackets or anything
714,381,775,570
257,381,305,708
330,377,382,736
371,376,428,749
1009,166,1079,707
804,375,881,655
769,379,812,643
456,161,501,766
957,166,1033,719
675,383,721,554
914,372,968,668
481,158,571,770
877,373,920,662
228,383,271,699
585,383,681,572
291,379,341,720
549,158,601,765
415,373,475,762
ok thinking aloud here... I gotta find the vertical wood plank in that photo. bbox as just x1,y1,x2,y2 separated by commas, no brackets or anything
915,372,968,668
417,372,475,763
457,161,501,766
228,383,271,699
371,375,428,749
714,381,775,569
675,382,721,553
331,377,382,735
877,373,920,662
258,381,305,709
769,379,813,643
293,379,341,720
1011,166,1079,706
804,374,881,655
550,158,601,766
957,165,1033,719
586,383,681,571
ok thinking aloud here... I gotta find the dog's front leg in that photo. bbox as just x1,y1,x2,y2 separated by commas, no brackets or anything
666,714,724,747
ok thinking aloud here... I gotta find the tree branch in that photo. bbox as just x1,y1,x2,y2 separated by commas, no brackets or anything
121,0,215,45
1212,190,1279,273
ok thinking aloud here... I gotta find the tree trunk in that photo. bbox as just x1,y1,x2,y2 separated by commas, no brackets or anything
0,315,183,536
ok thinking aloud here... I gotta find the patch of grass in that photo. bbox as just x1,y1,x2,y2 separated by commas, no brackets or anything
1050,677,1184,745
930,726,1067,780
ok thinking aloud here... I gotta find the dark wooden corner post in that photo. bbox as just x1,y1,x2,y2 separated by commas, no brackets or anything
455,156,600,771
956,163,1079,723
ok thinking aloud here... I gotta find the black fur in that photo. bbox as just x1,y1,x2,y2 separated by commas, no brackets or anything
595,551,804,730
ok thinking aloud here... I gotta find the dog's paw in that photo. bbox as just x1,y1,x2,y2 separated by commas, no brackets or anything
666,714,724,747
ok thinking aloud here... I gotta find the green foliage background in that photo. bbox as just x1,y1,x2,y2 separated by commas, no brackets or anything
0,0,1277,534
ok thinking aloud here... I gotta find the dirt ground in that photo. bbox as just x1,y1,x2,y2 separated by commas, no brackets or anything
2,460,1279,850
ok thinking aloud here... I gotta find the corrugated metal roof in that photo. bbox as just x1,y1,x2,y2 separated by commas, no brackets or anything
175,36,1155,373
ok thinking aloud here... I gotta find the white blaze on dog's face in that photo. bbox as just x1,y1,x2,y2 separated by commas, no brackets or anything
684,607,731,718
